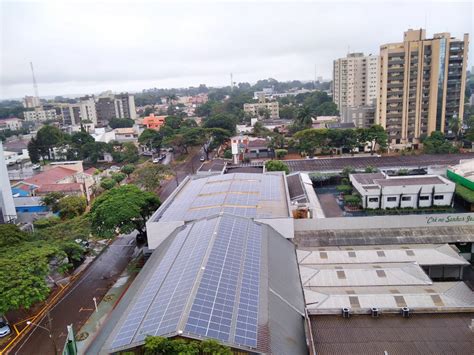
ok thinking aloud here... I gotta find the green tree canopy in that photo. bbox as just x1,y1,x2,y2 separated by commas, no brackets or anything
203,113,237,135
265,160,290,174
57,195,87,220
143,336,231,355
100,177,117,190
109,118,134,128
423,131,459,154
121,164,136,175
89,184,161,238
28,125,65,161
139,129,163,151
132,163,170,192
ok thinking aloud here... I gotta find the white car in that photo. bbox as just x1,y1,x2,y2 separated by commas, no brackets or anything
152,158,160,164
0,317,11,338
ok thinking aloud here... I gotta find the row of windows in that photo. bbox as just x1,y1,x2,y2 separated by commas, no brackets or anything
368,195,445,203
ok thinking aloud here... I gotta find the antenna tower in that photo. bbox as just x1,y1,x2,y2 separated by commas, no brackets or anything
30,62,39,98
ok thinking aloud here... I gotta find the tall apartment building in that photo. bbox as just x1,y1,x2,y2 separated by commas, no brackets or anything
95,93,137,126
0,142,17,223
333,53,380,112
23,95,41,108
60,98,97,126
377,29,469,148
24,108,57,122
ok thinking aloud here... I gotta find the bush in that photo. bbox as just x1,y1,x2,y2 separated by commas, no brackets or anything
342,166,355,177
365,165,377,173
336,185,352,194
397,169,409,176
275,149,288,159
121,164,135,175
111,172,126,183
223,149,232,159
265,160,290,174
100,177,117,190
344,194,361,206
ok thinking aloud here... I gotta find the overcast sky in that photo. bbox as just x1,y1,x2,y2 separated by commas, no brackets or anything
1,0,473,99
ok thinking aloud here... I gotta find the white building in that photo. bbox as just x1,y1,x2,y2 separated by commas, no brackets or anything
243,101,279,119
0,118,23,131
0,142,17,222
349,172,455,209
24,108,57,122
333,53,380,112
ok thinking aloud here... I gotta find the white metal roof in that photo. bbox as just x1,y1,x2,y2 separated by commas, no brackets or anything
297,244,468,266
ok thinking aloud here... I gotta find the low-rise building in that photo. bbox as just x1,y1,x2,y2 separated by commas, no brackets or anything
243,101,279,119
230,135,271,163
349,172,455,209
142,114,166,130
0,117,23,131
114,127,138,143
447,159,474,211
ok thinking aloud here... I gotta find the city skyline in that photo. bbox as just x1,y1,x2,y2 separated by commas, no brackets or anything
1,0,473,99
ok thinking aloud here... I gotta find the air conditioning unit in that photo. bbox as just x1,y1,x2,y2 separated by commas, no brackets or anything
371,307,379,318
342,307,351,318
401,307,410,318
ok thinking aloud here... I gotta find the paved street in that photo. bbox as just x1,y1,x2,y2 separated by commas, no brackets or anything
10,233,137,355
285,153,474,172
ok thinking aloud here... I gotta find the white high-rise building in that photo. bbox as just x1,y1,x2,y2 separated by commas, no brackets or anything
333,53,380,110
0,142,17,223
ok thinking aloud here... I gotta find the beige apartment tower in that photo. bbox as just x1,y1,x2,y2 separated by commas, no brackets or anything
333,53,380,110
377,29,469,148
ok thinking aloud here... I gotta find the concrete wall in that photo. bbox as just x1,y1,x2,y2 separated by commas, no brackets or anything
294,213,474,231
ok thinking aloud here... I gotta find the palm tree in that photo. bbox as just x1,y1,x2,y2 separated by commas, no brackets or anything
295,106,313,128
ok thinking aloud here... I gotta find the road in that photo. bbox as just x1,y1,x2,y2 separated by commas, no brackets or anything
10,234,137,355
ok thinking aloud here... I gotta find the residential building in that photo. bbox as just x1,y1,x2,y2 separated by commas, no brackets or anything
114,127,138,143
142,114,166,130
243,101,279,119
340,105,375,128
95,97,117,126
0,117,23,131
333,53,380,111
349,172,455,209
253,87,274,100
24,108,57,122
230,135,271,163
60,98,97,125
23,95,41,108
13,196,48,214
114,93,137,120
0,142,17,222
377,29,469,148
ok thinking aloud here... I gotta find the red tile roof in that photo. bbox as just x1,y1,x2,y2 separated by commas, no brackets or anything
36,183,83,194
84,167,98,175
24,167,77,186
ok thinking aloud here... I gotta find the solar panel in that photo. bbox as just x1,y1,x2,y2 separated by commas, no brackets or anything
110,225,190,349
135,218,217,341
260,175,282,200
234,222,261,347
185,216,249,342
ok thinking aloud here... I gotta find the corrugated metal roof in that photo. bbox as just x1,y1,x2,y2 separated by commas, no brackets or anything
310,313,474,354
297,244,469,266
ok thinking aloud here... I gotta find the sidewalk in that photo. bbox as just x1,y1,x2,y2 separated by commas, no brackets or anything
75,269,134,354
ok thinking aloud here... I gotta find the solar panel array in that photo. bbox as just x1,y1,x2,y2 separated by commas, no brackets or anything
156,173,284,222
110,218,217,349
184,215,262,347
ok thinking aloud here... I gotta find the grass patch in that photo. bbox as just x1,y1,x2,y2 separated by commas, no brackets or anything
455,184,474,203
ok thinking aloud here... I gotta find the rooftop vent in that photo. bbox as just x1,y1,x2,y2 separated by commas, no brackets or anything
371,307,379,318
342,307,351,318
401,307,410,318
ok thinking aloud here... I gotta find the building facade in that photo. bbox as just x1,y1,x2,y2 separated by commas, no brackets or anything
114,93,137,120
23,95,41,108
60,98,97,126
377,29,469,148
243,101,279,119
0,118,23,131
340,105,376,128
350,172,455,209
333,53,380,111
95,97,117,126
24,108,57,122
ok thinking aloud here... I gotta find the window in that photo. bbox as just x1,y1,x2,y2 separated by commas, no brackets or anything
419,195,429,200
401,196,411,201
387,197,397,202
434,195,444,200
368,197,379,203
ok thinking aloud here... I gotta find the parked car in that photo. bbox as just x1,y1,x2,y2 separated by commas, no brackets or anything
0,317,11,338
200,156,205,162
152,158,160,164
32,164,41,170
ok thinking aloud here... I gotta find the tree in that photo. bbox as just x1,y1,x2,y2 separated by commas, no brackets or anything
56,195,87,219
133,163,170,192
265,160,289,174
109,118,134,128
293,128,329,156
121,164,136,176
0,224,29,248
465,115,474,142
423,131,459,154
139,129,163,151
363,125,388,154
89,184,161,239
203,113,237,135
143,336,231,355
41,192,65,212
294,106,313,130
111,172,127,183
100,177,117,190
122,142,140,163
29,125,64,161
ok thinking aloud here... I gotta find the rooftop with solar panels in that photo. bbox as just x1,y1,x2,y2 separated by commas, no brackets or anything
96,172,307,354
